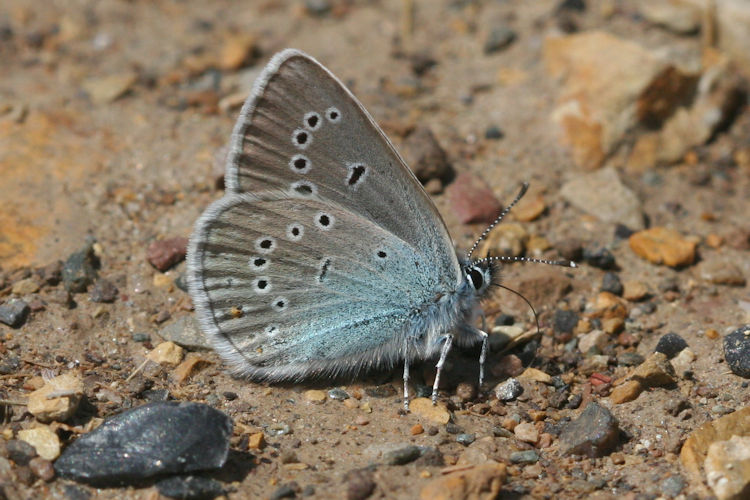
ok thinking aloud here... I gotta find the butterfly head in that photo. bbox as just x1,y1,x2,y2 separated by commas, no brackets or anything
463,259,498,298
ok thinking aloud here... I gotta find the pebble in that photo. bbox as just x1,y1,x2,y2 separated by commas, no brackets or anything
723,325,750,378
409,398,450,424
269,483,297,500
479,223,528,257
582,246,616,270
146,237,189,272
510,450,540,464
559,402,620,457
638,1,700,35
90,278,118,303
28,457,55,481
622,280,649,301
383,445,421,465
578,329,607,355
328,388,350,401
12,277,40,295
218,33,257,71
17,427,61,460
410,424,424,436
484,125,504,140
54,401,232,485
494,378,523,401
705,436,750,500
484,25,516,54
147,341,185,366
419,463,506,500
156,475,225,500
514,422,539,444
446,172,501,224
455,382,477,402
159,315,212,350
632,352,677,387
456,433,475,446
62,243,100,293
82,72,137,104
402,127,453,185
38,260,63,285
554,309,579,334
655,332,688,359
556,238,583,262
0,299,30,327
305,0,331,16
629,227,697,267
518,367,552,384
248,432,265,450
6,439,37,466
559,167,644,229
303,389,327,404
27,372,83,423
697,256,746,286
344,468,375,500
445,423,463,435
617,352,644,367
364,384,396,398
600,272,623,296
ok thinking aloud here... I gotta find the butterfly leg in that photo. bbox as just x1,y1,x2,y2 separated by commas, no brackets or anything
403,337,411,411
432,334,453,405
478,329,489,388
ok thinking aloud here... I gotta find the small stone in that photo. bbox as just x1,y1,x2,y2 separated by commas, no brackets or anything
409,397,450,424
484,25,516,54
478,223,528,258
617,352,644,367
62,244,99,293
554,309,579,334
156,475,225,500
697,257,746,286
6,439,37,465
402,127,453,185
0,299,30,328
456,433,475,446
514,422,539,444
344,468,375,500
27,372,84,423
328,388,350,401
82,72,137,104
518,367,552,384
582,246,616,270
303,390,326,404
514,195,546,223
147,341,184,366
724,325,750,378
54,401,232,485
365,384,396,398
602,317,624,335
655,333,689,359
559,402,620,457
410,424,424,436
455,382,477,402
172,354,210,383
305,0,331,16
152,273,173,289
556,238,583,261
484,125,504,140
12,277,40,295
609,379,644,404
494,378,523,401
671,348,695,378
218,33,257,71
383,445,421,465
269,483,297,500
600,272,623,296
632,352,677,387
28,457,55,481
90,278,118,303
146,237,188,272
419,463,506,500
159,315,212,350
578,329,607,354
704,436,750,500
17,427,61,461
39,260,63,285
560,167,644,229
248,432,265,450
623,280,649,301
638,1,700,35
510,450,540,464
446,172,501,224
629,227,697,267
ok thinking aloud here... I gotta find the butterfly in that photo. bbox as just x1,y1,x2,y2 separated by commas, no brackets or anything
187,49,574,408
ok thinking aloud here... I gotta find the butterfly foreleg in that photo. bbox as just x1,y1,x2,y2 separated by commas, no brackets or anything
403,336,411,411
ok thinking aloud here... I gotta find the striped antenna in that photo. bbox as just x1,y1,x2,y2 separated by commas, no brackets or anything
480,255,577,268
466,182,530,259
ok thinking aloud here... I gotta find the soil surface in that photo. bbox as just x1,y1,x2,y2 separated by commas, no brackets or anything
1,1,749,499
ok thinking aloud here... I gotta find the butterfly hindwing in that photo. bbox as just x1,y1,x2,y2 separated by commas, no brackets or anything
189,191,445,379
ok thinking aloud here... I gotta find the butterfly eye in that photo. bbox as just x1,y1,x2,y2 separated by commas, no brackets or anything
468,268,484,290
289,154,311,174
303,112,322,131
325,106,341,123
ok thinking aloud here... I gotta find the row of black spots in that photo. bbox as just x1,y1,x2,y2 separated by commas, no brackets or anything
291,107,341,150
346,162,368,190
286,222,304,241
314,211,334,230
252,276,271,294
249,256,269,272
254,236,276,254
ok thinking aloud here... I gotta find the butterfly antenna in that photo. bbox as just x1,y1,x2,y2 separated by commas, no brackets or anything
482,255,577,268
495,283,541,335
467,182,530,259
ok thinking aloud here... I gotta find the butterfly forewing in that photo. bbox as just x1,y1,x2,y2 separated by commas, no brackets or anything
224,49,460,288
